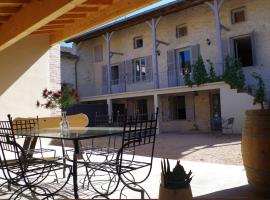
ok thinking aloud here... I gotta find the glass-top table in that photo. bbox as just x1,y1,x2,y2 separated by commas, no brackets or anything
15,127,124,140
14,127,124,199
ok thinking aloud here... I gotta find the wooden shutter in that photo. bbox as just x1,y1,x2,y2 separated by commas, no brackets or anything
94,45,103,62
102,65,108,94
167,49,177,87
191,44,201,64
145,55,153,82
185,93,195,121
125,59,133,84
250,31,257,66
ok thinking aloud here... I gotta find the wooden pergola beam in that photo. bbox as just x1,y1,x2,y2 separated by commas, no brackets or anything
48,19,75,25
0,0,88,51
50,0,159,45
69,6,99,13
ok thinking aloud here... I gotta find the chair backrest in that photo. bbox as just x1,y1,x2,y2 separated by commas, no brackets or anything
121,108,159,151
14,113,89,129
0,115,25,183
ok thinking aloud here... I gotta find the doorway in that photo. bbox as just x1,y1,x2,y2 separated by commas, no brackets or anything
210,93,222,131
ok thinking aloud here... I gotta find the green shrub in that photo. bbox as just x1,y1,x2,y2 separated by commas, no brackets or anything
192,56,208,86
183,62,193,87
251,72,265,109
223,56,245,90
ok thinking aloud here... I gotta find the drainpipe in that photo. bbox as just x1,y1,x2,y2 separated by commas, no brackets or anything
146,17,161,89
205,0,224,73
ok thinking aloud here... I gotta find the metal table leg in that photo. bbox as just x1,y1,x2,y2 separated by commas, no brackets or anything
73,140,79,199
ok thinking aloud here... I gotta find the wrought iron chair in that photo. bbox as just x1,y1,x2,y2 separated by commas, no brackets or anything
83,108,159,199
222,117,234,133
12,117,56,159
0,115,72,200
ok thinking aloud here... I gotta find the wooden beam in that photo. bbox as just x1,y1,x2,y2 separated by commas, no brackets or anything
68,6,99,13
0,0,30,4
83,0,113,5
0,16,10,22
32,30,54,35
50,0,159,45
58,13,87,19
39,24,65,30
0,7,20,14
48,19,75,25
0,0,88,51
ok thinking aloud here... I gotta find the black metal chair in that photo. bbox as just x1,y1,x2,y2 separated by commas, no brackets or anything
12,117,56,159
0,115,72,200
83,108,159,199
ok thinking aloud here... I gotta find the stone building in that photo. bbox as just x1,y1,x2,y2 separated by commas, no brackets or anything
64,0,270,133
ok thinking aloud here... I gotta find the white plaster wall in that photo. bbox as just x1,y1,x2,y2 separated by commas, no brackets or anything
0,35,52,118
220,84,260,134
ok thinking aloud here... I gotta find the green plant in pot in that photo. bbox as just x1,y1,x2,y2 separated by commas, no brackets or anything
242,72,270,197
159,159,193,200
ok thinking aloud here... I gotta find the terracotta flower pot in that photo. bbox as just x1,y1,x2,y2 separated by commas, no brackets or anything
159,185,193,200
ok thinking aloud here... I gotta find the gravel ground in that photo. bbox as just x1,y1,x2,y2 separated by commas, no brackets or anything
52,131,243,166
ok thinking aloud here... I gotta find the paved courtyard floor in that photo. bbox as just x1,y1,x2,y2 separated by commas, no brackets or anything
0,132,250,199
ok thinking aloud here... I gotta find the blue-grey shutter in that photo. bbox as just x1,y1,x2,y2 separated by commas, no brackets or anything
167,49,177,87
125,59,133,84
191,44,201,64
119,62,126,92
222,38,229,59
250,31,257,66
185,93,195,121
145,55,153,82
102,65,108,94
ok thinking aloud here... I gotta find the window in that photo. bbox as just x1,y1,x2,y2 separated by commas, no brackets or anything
176,48,191,74
134,36,143,49
169,96,186,120
233,36,253,66
111,65,119,85
231,7,246,24
133,58,146,82
94,45,103,62
176,24,188,38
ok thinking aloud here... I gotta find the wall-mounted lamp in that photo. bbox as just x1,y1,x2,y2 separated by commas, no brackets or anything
206,38,211,46
157,50,161,56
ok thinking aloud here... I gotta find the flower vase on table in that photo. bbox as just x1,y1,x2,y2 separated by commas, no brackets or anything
60,111,69,134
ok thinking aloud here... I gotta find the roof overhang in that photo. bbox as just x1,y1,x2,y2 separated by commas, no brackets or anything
0,0,159,52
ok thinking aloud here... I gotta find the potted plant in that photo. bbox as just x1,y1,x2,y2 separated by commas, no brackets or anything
159,159,193,200
36,83,80,131
242,72,270,196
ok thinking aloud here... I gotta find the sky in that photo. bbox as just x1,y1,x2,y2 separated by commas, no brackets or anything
61,0,176,47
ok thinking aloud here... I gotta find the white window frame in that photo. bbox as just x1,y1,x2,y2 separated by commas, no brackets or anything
231,7,246,24
176,24,188,38
133,36,143,49
232,34,254,67
133,57,146,82
176,47,192,75
111,65,119,85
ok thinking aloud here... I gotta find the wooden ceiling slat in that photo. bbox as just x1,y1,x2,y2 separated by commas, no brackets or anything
0,0,30,4
0,7,20,14
0,0,88,51
69,6,99,13
58,13,87,19
83,0,113,5
0,16,9,22
39,24,65,30
48,19,75,25
50,0,159,45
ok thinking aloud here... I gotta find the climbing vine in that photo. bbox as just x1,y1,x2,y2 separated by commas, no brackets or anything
251,72,265,109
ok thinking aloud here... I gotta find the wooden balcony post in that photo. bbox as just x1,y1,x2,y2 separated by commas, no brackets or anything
146,17,161,89
205,0,224,73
